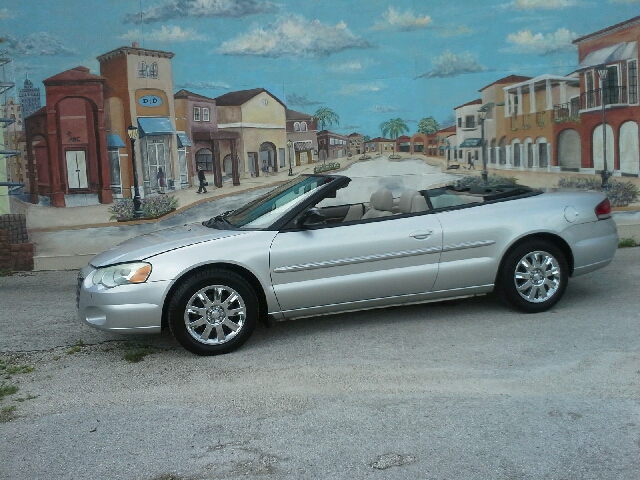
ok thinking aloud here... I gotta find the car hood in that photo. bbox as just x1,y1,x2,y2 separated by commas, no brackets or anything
90,223,245,267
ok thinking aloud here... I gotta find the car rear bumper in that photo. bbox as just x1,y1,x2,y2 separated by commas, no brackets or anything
563,218,618,277
77,267,169,332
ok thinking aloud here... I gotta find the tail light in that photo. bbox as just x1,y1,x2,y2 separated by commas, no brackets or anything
595,198,611,220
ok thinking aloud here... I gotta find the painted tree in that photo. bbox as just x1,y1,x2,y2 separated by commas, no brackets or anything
380,118,409,140
417,116,439,135
313,107,340,131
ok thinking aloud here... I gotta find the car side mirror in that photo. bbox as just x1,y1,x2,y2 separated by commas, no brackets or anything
297,208,326,228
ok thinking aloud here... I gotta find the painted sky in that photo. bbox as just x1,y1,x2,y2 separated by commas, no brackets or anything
1,0,639,136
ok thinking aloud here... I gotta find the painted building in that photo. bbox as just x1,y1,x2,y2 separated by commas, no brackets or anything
477,75,531,168
215,88,286,178
19,78,41,119
24,67,112,207
317,130,349,160
347,132,363,155
1,98,27,188
396,135,411,153
572,15,640,176
365,137,395,154
455,99,483,166
286,109,318,166
410,133,428,155
501,74,580,170
174,89,220,187
98,44,181,197
426,126,456,161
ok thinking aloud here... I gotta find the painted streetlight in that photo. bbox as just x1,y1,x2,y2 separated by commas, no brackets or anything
597,65,610,188
127,125,143,217
287,139,294,176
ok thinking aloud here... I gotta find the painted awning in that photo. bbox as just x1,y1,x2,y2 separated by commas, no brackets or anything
176,131,192,148
106,133,126,148
137,117,175,137
294,140,313,151
459,138,482,148
578,42,637,71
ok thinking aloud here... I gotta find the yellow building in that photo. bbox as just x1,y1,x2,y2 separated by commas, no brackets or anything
215,88,287,178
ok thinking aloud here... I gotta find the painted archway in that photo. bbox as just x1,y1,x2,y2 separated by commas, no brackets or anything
536,137,549,168
592,123,615,171
259,142,277,173
557,129,581,169
619,121,639,174
511,138,521,167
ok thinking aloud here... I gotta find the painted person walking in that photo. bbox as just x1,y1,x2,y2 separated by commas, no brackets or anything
197,166,207,193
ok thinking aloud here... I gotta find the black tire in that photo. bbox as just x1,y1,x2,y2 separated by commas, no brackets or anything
168,269,259,355
499,240,568,313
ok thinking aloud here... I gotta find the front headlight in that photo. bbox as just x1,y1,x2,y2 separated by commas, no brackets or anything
92,262,152,288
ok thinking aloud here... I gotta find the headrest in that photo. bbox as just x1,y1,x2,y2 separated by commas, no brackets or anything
370,188,394,211
398,189,420,214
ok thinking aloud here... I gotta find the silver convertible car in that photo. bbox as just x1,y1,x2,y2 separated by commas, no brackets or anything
78,174,618,355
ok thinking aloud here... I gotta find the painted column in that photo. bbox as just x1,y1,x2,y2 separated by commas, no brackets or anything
46,107,65,207
517,87,523,116
213,139,222,188
231,139,239,186
546,79,553,111
529,82,536,113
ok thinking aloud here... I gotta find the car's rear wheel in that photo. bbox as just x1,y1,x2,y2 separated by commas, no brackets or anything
168,269,258,355
499,240,568,313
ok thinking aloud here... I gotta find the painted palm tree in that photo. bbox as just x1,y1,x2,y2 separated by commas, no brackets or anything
313,107,340,131
380,118,409,140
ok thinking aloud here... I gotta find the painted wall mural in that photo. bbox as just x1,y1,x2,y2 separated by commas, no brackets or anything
1,1,640,215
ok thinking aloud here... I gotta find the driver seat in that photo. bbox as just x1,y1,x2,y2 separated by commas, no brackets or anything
362,189,394,219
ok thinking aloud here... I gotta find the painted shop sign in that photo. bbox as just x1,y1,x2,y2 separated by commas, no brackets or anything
138,95,163,107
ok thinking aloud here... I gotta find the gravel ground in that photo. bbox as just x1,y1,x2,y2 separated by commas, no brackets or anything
1,248,639,479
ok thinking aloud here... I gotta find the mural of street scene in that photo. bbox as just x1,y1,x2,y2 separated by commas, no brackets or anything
1,2,640,269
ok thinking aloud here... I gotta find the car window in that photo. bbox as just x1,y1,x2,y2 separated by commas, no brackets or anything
225,176,333,229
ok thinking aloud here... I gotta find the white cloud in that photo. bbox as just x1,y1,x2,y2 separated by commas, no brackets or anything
0,8,14,19
120,26,206,43
506,28,577,55
437,25,473,37
123,0,278,24
176,80,230,90
286,93,323,107
371,105,407,113
417,51,486,78
338,83,383,95
328,61,366,73
218,15,373,58
511,0,578,8
2,33,76,56
373,7,433,31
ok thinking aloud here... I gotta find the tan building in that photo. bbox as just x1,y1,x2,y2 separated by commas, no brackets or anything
286,109,318,166
98,43,181,197
215,88,287,178
1,98,27,190
365,137,395,154
501,74,580,170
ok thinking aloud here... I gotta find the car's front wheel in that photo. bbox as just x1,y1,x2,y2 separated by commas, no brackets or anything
499,240,568,313
168,269,259,355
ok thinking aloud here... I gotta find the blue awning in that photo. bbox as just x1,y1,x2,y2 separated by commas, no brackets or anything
137,117,175,137
176,131,192,148
459,138,482,148
106,133,126,148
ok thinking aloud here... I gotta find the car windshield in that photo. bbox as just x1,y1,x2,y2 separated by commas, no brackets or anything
223,175,334,229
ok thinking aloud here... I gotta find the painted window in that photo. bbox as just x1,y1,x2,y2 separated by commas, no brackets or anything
628,60,638,104
294,122,301,132
196,148,213,171
149,63,158,78
138,62,147,78
300,122,308,132
586,71,595,108
203,108,210,122
193,107,201,122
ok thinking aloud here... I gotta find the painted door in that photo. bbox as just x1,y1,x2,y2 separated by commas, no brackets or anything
269,215,443,313
65,150,88,189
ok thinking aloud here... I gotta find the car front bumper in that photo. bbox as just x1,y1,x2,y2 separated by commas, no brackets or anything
77,267,170,333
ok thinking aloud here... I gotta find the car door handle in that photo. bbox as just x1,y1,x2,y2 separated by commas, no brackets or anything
410,230,433,240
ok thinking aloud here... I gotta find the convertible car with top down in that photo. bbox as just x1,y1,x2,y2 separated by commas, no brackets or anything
77,174,618,355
